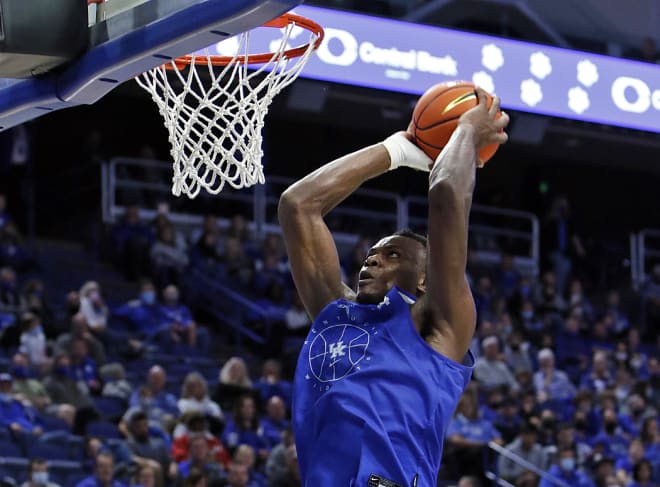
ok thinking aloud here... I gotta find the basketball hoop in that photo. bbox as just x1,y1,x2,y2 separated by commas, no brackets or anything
136,13,324,198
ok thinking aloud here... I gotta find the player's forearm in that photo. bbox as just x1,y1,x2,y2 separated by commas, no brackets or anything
279,144,390,216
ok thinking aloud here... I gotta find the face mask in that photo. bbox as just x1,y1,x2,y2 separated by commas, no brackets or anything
604,422,617,434
11,366,28,379
522,310,534,320
560,458,575,471
630,357,642,369
31,472,49,485
141,291,156,305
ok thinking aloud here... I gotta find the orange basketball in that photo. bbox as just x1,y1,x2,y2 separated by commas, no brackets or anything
412,81,500,164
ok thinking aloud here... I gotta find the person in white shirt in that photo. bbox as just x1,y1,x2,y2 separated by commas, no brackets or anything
474,336,520,393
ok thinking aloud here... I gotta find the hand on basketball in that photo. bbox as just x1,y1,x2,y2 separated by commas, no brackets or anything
459,88,509,151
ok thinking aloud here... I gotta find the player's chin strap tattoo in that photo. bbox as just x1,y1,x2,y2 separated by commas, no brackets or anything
381,132,432,172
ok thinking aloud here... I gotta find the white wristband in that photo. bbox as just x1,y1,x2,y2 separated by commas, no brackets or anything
381,132,432,172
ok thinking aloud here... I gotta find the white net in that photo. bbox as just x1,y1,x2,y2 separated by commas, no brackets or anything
136,19,321,198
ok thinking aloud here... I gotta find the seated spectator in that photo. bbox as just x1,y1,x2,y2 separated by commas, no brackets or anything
189,214,221,251
254,360,292,408
473,336,520,393
548,422,592,467
110,205,155,281
18,312,48,370
590,407,630,460
79,281,109,336
615,439,646,486
10,352,51,410
20,279,54,336
493,397,523,445
150,223,189,288
158,285,197,347
539,447,595,487
497,423,548,484
215,357,255,412
268,444,299,487
178,434,226,485
70,338,101,395
125,410,176,483
472,276,494,324
503,330,533,375
222,236,254,289
113,280,165,337
100,363,132,401
261,396,289,449
629,459,655,487
283,292,310,338
0,266,19,311
519,299,544,340
445,393,503,481
190,230,223,272
566,279,594,320
75,452,128,487
20,459,61,487
127,365,179,430
225,462,260,487
555,315,590,380
178,372,223,424
131,465,157,487
54,312,106,366
172,412,231,467
533,348,576,402
266,428,295,487
233,444,267,487
457,477,481,487
581,351,615,394
222,395,269,459
0,372,42,436
605,290,630,338
496,253,520,299
0,223,34,272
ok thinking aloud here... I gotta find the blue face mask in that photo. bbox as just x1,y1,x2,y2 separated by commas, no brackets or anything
521,310,534,320
560,458,575,471
141,291,156,305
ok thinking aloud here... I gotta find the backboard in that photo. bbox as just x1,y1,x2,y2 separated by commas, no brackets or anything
0,0,302,131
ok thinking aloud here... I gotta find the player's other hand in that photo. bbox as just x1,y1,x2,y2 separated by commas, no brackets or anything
459,88,509,150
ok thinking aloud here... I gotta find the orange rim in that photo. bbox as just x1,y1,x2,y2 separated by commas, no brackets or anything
166,13,324,70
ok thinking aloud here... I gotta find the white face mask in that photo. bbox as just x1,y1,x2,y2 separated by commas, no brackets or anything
31,472,49,485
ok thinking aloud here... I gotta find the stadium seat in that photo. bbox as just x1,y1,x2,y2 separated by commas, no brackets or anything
86,420,122,439
0,439,22,457
25,442,72,461
38,414,71,433
93,396,127,421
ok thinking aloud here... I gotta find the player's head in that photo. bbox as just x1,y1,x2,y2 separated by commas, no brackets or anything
356,229,427,304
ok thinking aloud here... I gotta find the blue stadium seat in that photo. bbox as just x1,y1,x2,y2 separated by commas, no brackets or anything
25,442,72,461
86,420,122,439
38,414,71,433
93,397,127,421
0,439,22,457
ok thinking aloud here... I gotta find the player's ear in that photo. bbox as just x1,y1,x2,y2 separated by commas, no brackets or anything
416,272,426,296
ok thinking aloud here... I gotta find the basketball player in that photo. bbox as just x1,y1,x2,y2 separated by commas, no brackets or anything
279,88,509,486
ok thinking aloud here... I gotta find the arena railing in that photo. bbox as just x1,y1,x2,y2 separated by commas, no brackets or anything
630,228,660,289
103,158,540,275
486,441,571,487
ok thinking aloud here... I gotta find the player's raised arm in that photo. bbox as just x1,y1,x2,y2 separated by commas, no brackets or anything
279,135,432,319
414,88,509,362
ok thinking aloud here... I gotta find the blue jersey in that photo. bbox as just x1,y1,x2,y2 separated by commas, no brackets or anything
293,286,474,487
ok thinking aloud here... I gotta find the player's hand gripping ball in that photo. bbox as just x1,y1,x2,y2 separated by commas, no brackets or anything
411,81,504,167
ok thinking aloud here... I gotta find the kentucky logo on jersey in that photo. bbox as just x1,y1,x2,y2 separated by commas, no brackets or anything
308,323,370,382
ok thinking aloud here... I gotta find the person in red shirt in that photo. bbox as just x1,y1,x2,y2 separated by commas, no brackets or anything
171,411,231,467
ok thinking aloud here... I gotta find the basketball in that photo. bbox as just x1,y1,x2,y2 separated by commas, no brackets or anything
411,81,500,164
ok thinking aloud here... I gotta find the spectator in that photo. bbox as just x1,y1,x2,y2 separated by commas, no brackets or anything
225,462,258,487
283,292,310,337
222,395,269,459
540,447,595,487
131,465,157,487
158,285,197,347
497,423,548,484
54,312,106,366
178,372,223,423
222,236,254,289
233,444,267,487
111,205,155,280
0,372,42,436
536,271,566,315
445,393,503,481
629,459,655,487
566,279,594,320
261,396,289,449
190,214,221,251
265,428,295,487
493,397,523,445
190,231,222,272
19,279,54,336
171,412,231,467
0,266,19,311
75,452,128,487
113,280,164,337
10,352,51,410
79,281,109,335
615,439,646,486
533,348,576,402
473,276,494,324
226,214,251,245
268,444,299,487
100,363,132,401
550,422,592,467
496,253,520,299
473,336,520,393
519,299,544,340
605,290,630,338
126,410,176,482
254,360,292,408
216,357,254,412
503,330,533,375
590,408,630,460
42,353,93,419
150,223,189,288
581,351,615,394
20,459,61,487
177,434,225,485
18,312,48,369
0,223,33,272
555,315,589,381
457,476,482,487
70,338,101,395
127,365,179,430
